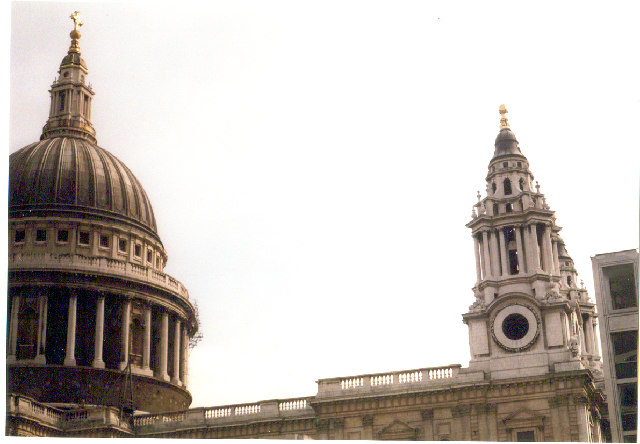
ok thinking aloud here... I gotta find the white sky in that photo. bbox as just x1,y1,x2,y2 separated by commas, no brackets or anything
9,1,639,408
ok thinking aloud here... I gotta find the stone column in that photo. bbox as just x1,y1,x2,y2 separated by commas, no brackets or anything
592,318,601,358
487,404,498,441
552,239,561,275
421,409,434,440
143,305,152,371
574,395,589,442
473,235,482,282
515,225,526,274
171,319,182,384
498,229,509,276
181,327,189,387
159,311,170,381
34,292,48,364
482,231,492,279
119,299,131,370
332,418,345,440
64,291,77,366
489,230,501,277
7,293,21,363
542,224,554,273
362,414,374,440
475,404,489,441
315,420,329,440
529,224,542,272
584,315,595,355
92,294,105,368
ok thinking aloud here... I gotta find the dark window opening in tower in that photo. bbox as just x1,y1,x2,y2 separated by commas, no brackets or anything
100,234,109,248
83,95,89,115
503,162,508,168
506,203,513,213
147,250,153,263
508,250,519,275
78,231,90,245
502,313,529,340
14,230,25,243
567,276,572,286
119,239,127,253
45,289,67,365
134,244,141,257
59,92,66,112
491,182,497,194
519,178,525,191
57,229,69,242
75,291,95,367
130,316,144,367
36,229,47,242
493,204,499,215
17,297,39,360
504,178,512,195
505,227,516,243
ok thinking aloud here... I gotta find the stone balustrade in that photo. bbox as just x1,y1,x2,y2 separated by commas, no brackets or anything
316,364,486,397
133,397,315,432
9,252,189,301
6,394,132,433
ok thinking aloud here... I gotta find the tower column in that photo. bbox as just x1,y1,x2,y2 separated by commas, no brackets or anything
541,224,553,273
584,315,595,355
515,225,526,274
181,327,189,387
64,291,77,366
473,235,482,282
498,229,509,276
481,231,492,279
552,239,561,275
119,299,131,370
92,294,105,368
143,305,152,371
528,224,542,272
592,318,601,358
171,319,182,385
34,292,48,364
7,293,21,364
159,311,169,381
489,230,501,277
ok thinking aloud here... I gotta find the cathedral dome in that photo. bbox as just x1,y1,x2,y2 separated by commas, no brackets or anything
9,137,159,237
493,127,523,159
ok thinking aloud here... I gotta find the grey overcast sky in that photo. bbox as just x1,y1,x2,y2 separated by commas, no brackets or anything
9,1,639,407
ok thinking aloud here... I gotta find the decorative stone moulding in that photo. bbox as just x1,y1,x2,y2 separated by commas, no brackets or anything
490,302,541,352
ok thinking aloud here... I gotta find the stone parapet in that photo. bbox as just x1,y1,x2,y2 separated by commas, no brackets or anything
315,364,485,399
133,397,315,434
9,252,189,301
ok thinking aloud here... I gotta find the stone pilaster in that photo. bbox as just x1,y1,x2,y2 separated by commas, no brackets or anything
34,292,48,364
119,298,131,370
515,225,526,273
421,409,434,441
171,319,182,385
143,305,152,371
64,291,77,366
574,395,589,442
498,229,509,276
7,293,21,363
315,419,329,440
362,414,374,440
92,294,105,368
159,311,170,381
332,418,345,440
473,235,482,282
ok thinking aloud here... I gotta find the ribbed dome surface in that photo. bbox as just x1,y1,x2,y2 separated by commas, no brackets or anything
60,52,87,69
493,127,524,159
10,137,158,236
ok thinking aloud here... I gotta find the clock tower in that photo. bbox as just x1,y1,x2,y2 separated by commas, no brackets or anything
463,106,602,379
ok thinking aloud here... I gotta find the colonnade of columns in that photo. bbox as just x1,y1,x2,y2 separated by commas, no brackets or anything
472,223,560,282
7,290,189,387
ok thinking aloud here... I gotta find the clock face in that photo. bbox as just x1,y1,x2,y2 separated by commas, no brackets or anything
491,304,540,352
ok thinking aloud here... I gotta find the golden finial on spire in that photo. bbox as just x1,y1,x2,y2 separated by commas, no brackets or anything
499,104,510,129
68,11,83,54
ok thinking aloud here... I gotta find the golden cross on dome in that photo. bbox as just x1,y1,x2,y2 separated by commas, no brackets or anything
70,11,83,32
499,104,510,129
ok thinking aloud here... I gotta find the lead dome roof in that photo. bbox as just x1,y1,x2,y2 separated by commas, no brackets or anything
10,137,159,238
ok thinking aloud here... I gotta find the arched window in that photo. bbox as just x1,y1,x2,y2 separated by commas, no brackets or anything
567,276,572,286
59,92,66,112
504,178,512,195
491,182,497,194
519,178,525,191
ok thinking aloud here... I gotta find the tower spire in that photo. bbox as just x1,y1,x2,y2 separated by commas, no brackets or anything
499,104,509,129
68,11,83,54
41,12,96,143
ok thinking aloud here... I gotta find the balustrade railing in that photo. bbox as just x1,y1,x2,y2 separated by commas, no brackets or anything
319,364,463,395
9,252,189,300
134,397,314,431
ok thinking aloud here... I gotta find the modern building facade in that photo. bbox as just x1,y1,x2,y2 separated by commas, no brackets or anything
592,250,638,442
8,14,611,440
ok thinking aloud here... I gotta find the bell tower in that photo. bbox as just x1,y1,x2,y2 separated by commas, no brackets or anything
41,11,97,143
463,106,602,379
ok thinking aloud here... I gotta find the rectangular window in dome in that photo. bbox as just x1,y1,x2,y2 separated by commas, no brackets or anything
78,231,90,246
134,244,141,257
14,230,25,243
100,234,110,248
57,229,69,243
146,250,153,263
36,229,47,242
119,239,127,253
